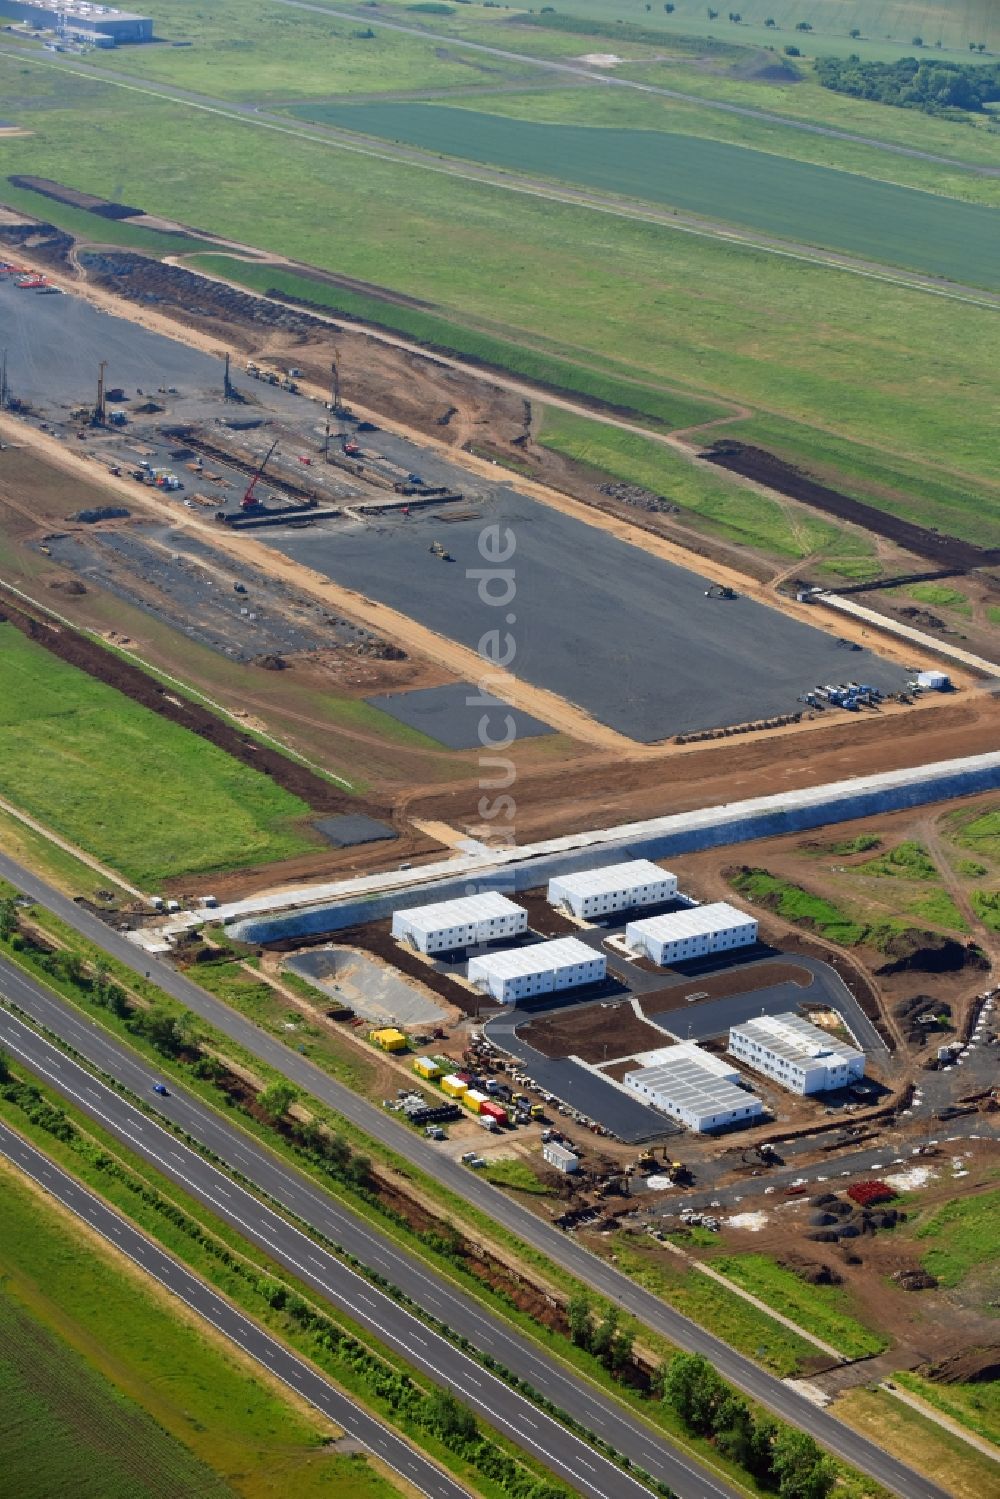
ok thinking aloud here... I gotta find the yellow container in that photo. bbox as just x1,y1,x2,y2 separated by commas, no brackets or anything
414,1056,443,1079
464,1088,488,1115
371,1027,407,1052
441,1074,468,1098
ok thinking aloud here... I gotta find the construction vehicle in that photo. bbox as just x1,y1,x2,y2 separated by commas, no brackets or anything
241,440,279,510
704,584,737,600
428,540,453,562
245,361,259,377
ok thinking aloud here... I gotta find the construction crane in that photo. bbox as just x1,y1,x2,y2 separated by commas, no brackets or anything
241,440,278,510
93,360,107,427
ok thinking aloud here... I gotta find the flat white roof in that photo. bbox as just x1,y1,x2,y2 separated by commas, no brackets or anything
625,1044,754,1119
552,859,673,898
397,891,523,933
628,901,754,941
470,936,599,980
731,1012,863,1067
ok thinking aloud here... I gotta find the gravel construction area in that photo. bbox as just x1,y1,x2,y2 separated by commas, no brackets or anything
263,493,909,741
0,278,250,416
286,946,448,1027
43,526,357,661
366,681,554,748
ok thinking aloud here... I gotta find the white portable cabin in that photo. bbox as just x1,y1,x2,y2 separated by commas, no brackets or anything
625,901,757,966
547,860,677,919
467,936,605,1005
622,1043,763,1133
728,1013,865,1095
391,892,527,954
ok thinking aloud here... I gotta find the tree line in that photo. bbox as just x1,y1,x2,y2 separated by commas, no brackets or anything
815,54,1000,116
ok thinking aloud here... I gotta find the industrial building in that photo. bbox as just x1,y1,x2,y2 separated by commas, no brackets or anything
391,891,527,955
467,937,606,1006
728,1013,865,1095
548,859,677,919
625,901,757,966
622,1044,764,1133
2,0,154,43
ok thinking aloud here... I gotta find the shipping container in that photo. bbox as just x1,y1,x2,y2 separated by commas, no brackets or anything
464,1088,489,1115
480,1100,508,1125
441,1074,468,1098
413,1056,443,1079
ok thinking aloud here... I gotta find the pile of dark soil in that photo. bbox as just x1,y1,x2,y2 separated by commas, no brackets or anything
703,440,999,569
877,932,988,976
9,174,143,219
921,1345,1000,1384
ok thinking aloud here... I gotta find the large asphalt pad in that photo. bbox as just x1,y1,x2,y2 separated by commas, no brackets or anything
267,493,908,741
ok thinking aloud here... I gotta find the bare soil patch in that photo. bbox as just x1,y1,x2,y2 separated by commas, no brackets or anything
640,960,814,1017
519,1000,668,1063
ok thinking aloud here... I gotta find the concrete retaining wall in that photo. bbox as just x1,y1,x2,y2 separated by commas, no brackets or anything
232,752,1000,945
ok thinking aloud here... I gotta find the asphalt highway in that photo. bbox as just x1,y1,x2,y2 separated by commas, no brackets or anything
0,982,737,1499
0,854,948,1499
0,1121,470,1499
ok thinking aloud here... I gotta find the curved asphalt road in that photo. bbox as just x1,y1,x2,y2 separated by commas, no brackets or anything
0,855,947,1499
0,986,736,1499
0,1121,470,1499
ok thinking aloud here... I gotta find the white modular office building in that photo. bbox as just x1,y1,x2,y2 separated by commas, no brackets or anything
391,892,527,954
467,937,605,1005
547,860,677,919
625,902,757,966
728,1013,865,1095
622,1043,763,1133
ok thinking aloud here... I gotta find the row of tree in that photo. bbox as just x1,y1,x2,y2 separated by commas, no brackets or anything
815,55,1000,114
663,1353,835,1498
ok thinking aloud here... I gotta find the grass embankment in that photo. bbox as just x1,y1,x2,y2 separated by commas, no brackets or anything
289,101,1000,290
727,864,968,944
535,408,874,567
893,1371,1000,1449
608,1241,821,1379
193,957,381,1095
709,1255,887,1360
0,624,317,886
835,1387,1000,1499
191,253,725,430
0,803,132,902
912,1188,1000,1286
0,1163,397,1499
479,1156,553,1195
0,178,216,256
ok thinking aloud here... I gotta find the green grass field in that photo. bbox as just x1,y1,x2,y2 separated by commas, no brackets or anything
893,1371,1000,1449
81,0,529,101
944,805,1000,862
0,1278,232,1499
504,0,1000,61
836,1386,1000,1499
913,1188,1000,1286
709,1254,888,1359
291,101,1000,287
0,1166,395,1499
0,624,317,886
436,82,1000,204
3,28,1000,548
536,408,877,565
